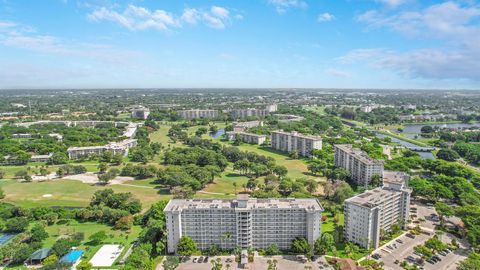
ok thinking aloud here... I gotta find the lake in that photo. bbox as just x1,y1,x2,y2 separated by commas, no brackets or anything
376,133,435,159
209,128,225,139
402,122,480,133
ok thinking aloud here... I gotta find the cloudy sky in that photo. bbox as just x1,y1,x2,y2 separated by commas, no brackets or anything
0,0,479,89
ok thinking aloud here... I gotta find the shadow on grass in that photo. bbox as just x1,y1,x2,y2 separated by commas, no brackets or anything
225,173,244,178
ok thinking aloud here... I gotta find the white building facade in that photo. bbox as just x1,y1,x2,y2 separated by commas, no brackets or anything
343,171,411,249
226,131,267,145
270,130,322,157
334,144,384,188
164,195,323,253
177,109,219,119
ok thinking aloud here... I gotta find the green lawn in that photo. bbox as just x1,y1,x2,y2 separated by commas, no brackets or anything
232,143,311,179
0,179,171,210
43,220,141,248
321,211,344,234
197,167,249,197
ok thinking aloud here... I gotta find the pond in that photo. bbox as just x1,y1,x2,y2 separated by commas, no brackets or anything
209,128,225,139
402,122,480,133
376,133,435,160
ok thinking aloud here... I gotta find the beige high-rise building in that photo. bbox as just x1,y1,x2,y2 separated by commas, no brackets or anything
164,195,323,253
334,144,384,188
270,130,322,157
343,171,411,249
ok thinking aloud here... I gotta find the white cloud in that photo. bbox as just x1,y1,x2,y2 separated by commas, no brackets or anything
181,8,201,24
211,6,229,19
325,68,351,77
351,1,480,80
318,12,335,22
88,5,239,31
375,0,409,8
268,0,307,14
0,21,141,64
87,5,178,31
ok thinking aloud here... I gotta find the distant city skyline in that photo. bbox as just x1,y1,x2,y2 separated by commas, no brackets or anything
1,0,479,89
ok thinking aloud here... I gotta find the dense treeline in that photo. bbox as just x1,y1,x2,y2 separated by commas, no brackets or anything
387,153,480,249
326,106,403,125
453,142,480,165
0,188,142,267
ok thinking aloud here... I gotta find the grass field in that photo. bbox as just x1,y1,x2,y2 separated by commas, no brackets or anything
197,167,249,197
43,220,141,247
321,211,344,234
231,143,311,179
0,179,171,209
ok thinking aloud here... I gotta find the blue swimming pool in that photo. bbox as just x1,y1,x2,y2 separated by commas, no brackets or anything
60,250,84,264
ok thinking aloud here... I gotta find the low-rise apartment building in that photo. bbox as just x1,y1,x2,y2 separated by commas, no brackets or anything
177,109,219,119
230,104,277,119
67,139,137,159
334,144,384,188
233,121,263,132
230,108,269,119
226,131,267,145
164,195,323,253
344,171,411,249
270,130,322,157
131,106,150,120
273,114,305,123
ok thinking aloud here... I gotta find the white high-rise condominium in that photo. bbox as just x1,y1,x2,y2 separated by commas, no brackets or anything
334,144,384,188
177,109,218,119
164,195,323,253
343,171,411,249
270,130,322,157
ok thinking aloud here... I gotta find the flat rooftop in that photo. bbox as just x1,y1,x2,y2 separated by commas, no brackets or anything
345,185,408,208
335,144,383,165
165,195,323,212
272,130,322,141
383,171,409,186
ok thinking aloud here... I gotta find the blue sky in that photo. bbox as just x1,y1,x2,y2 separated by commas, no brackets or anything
0,0,479,89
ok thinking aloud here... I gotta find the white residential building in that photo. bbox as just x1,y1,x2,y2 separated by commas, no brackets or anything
67,139,137,159
164,195,323,253
131,106,150,120
226,131,267,145
270,130,322,157
344,171,411,249
233,121,263,132
177,109,219,119
334,144,384,188
273,114,305,123
230,108,269,119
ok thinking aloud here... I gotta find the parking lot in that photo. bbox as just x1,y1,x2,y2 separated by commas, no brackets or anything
173,255,333,270
371,202,469,270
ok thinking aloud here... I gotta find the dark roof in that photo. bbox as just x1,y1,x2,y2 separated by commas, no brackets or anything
29,248,51,261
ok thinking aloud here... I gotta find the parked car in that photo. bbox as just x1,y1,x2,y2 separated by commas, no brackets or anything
193,258,197,263
372,254,381,259
198,257,203,263
407,256,416,262
394,260,400,264
203,256,209,263
433,255,442,262
439,251,447,256
396,239,404,244
406,233,416,239
226,258,233,263
387,245,394,250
